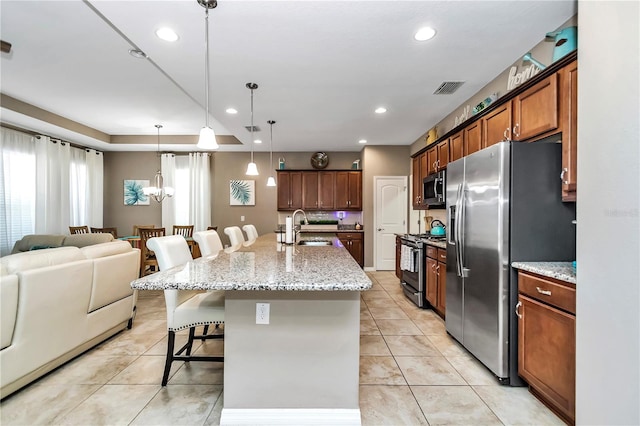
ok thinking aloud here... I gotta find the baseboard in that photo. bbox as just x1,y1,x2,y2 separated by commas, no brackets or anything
363,266,375,272
220,408,361,425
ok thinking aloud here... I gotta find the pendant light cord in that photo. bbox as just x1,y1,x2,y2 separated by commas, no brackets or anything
268,120,275,170
155,124,162,164
204,9,210,129
250,86,254,162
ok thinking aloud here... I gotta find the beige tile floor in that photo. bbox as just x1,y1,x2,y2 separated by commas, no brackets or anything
0,271,563,425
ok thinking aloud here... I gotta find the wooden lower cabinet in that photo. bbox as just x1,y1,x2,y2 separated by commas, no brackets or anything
517,271,575,425
338,232,363,267
395,235,402,279
426,246,446,318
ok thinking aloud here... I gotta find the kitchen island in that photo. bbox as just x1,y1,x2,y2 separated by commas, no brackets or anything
131,233,371,425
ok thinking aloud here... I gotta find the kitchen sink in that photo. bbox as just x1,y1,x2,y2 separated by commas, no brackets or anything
297,240,333,246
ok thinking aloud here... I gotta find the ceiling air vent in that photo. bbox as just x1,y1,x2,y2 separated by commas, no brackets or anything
245,125,261,132
433,81,465,95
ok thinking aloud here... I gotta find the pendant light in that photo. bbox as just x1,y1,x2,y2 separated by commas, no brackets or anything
266,120,276,187
143,125,174,202
197,0,219,149
245,82,259,176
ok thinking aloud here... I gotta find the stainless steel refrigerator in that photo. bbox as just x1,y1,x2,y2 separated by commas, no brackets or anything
445,141,575,385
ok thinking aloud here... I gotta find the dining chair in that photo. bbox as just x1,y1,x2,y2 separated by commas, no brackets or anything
69,226,89,234
224,226,246,247
132,224,155,237
139,227,166,276
193,230,224,257
242,224,259,242
90,227,118,238
146,235,225,386
173,225,194,238
207,226,218,231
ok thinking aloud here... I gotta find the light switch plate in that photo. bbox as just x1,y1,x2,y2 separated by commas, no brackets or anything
256,302,270,325
240,216,245,222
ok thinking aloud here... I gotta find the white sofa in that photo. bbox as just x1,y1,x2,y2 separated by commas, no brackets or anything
0,240,140,399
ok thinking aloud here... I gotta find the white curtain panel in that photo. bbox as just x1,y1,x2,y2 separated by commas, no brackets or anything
0,128,36,255
189,153,211,232
161,153,176,232
86,149,104,227
35,136,71,234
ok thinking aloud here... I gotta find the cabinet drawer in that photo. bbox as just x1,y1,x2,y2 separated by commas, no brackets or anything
437,248,447,263
518,272,575,314
338,232,362,240
426,246,438,259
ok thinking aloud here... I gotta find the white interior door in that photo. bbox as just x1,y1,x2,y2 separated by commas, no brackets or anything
374,176,407,270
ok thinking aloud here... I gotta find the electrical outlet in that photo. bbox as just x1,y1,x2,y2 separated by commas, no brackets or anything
241,215,245,222
256,302,270,325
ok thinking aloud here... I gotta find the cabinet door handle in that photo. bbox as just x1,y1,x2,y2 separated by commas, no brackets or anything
513,123,520,138
503,127,511,142
560,168,569,185
536,286,552,296
515,301,522,319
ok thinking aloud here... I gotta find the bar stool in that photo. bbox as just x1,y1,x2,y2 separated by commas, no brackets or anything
224,226,246,247
242,224,259,242
146,235,224,386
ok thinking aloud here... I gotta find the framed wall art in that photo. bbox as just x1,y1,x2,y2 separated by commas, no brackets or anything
230,180,255,206
124,179,150,205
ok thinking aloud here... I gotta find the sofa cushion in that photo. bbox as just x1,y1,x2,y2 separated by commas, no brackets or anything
63,233,114,248
80,240,133,259
0,247,85,275
11,234,66,254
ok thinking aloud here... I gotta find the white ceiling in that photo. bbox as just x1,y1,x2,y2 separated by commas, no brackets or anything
0,0,576,152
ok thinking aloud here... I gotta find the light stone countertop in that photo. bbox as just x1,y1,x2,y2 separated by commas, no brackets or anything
512,261,576,284
425,240,447,250
131,233,372,291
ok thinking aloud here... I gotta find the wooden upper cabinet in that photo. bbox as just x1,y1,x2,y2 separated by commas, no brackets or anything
449,131,464,163
560,60,577,202
318,171,335,210
427,146,438,175
464,120,483,155
335,171,362,210
512,73,559,141
482,102,511,149
436,140,449,170
302,172,319,209
277,171,302,211
412,156,422,209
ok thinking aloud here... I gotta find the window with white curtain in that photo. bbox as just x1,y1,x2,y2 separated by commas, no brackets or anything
0,127,103,255
173,155,190,225
161,152,211,233
0,128,36,255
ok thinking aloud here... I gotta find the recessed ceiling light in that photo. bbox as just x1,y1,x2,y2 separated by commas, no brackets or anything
254,139,262,144
128,49,147,59
375,107,387,114
156,27,179,42
226,108,238,114
414,27,436,41
359,139,367,144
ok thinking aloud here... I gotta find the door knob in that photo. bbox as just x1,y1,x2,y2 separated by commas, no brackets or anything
377,228,384,231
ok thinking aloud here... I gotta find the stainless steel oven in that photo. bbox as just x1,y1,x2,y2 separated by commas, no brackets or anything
399,235,426,308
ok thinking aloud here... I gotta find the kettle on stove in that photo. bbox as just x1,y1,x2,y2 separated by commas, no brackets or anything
430,220,446,236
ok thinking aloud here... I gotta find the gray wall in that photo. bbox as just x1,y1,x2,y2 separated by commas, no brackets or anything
104,150,361,245
361,145,411,267
103,152,162,236
576,2,639,424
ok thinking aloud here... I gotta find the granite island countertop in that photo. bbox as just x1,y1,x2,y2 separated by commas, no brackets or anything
131,233,372,292
512,261,576,284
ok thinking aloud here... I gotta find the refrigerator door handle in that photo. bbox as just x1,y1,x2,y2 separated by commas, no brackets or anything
455,183,463,277
459,184,467,278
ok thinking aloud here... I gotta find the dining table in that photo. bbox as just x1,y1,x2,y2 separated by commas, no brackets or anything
130,233,371,425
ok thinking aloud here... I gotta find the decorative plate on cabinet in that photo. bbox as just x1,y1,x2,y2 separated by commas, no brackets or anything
310,152,329,169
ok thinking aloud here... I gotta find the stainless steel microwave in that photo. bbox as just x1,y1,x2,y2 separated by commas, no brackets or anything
423,170,445,207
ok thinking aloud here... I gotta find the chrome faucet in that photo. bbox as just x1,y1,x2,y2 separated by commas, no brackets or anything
291,209,308,241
